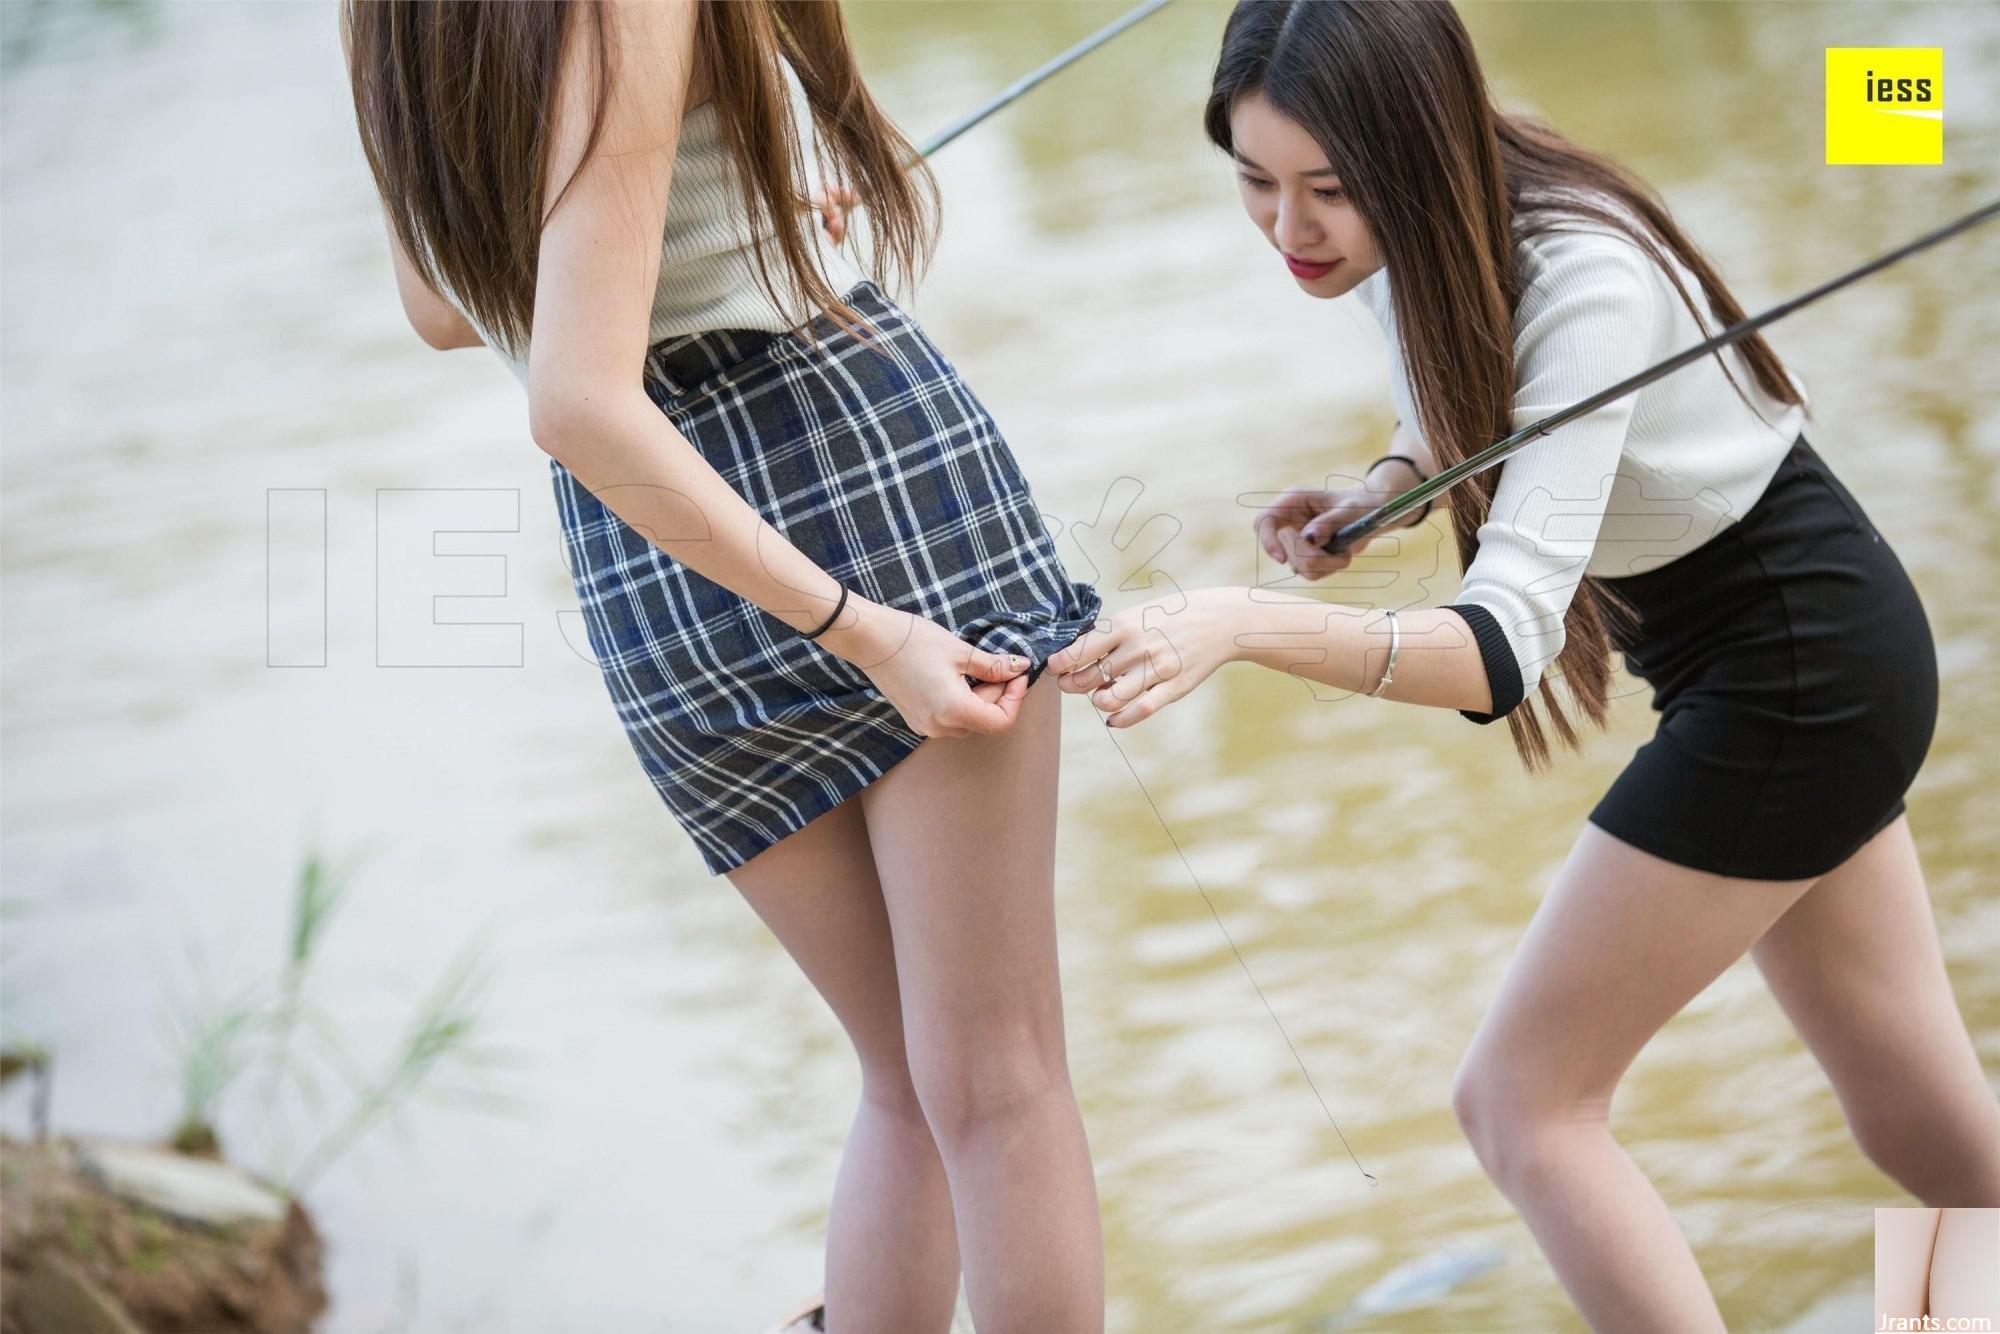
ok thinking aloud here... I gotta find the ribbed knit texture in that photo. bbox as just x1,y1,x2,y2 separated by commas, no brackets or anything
476,55,869,391
1439,601,1523,725
1352,193,1809,715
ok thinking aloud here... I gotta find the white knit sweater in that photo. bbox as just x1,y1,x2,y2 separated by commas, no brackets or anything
1351,196,1809,723
474,55,868,390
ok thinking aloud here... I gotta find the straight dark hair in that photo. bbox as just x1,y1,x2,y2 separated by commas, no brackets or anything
1205,0,1808,774
341,0,939,364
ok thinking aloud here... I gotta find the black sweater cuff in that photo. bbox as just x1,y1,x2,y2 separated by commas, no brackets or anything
1441,602,1524,725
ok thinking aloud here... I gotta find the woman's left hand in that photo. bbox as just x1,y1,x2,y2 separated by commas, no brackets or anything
1047,587,1249,728
809,185,860,246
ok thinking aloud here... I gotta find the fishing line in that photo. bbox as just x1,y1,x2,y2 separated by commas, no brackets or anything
1087,199,1998,1292
874,1,1994,1309
877,0,1480,1282
1095,725,1377,1184
1094,722,1474,1267
899,0,1477,1265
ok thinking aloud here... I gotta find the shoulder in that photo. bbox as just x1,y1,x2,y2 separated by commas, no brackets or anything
1518,222,1662,310
602,0,699,46
1507,221,1668,379
572,0,700,155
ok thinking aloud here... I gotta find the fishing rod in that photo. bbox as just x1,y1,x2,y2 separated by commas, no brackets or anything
807,2,1173,228
1320,195,2000,554
1138,192,2000,1290
913,0,1174,159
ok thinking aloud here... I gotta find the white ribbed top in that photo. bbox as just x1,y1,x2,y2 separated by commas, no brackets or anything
473,54,868,390
1352,193,1809,701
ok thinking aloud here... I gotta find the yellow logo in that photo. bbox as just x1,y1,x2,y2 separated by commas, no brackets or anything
1826,48,1943,165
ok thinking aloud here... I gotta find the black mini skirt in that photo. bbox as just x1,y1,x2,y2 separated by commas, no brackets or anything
1586,434,1938,881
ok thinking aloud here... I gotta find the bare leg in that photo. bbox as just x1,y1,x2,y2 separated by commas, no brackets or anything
727,796,960,1333
860,672,1104,1333
1750,814,2000,1205
1875,1207,1942,1321
1450,821,1821,1334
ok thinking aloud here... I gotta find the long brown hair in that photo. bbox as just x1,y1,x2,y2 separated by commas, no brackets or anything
1204,0,1807,774
341,0,939,363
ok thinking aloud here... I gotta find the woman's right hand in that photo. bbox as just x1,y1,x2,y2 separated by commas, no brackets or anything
822,599,1031,739
1253,485,1397,580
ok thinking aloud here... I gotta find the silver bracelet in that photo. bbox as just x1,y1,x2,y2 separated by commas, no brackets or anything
1368,607,1400,697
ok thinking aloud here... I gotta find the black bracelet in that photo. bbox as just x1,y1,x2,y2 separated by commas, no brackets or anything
802,582,850,640
1366,452,1434,527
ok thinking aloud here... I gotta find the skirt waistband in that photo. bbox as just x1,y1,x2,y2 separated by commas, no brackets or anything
1599,430,1873,661
643,326,785,400
642,280,883,401
1601,430,1814,595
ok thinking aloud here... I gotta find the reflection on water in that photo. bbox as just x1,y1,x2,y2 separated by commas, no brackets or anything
3,1,1996,1330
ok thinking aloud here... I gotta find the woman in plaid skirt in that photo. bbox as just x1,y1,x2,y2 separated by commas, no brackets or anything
343,2,1104,1329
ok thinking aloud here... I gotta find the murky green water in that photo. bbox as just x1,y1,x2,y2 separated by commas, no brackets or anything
3,2,1994,1330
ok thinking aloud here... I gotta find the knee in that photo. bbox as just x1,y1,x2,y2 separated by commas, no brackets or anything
844,1025,930,1128
908,1038,1073,1154
1450,1056,1609,1189
1848,1098,2000,1203
856,1061,930,1129
1449,1061,1515,1169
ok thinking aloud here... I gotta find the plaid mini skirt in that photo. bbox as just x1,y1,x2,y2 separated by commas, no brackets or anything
550,280,1102,876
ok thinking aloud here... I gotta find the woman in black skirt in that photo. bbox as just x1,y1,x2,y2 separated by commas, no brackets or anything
343,3,1103,1330
1049,2,1999,1328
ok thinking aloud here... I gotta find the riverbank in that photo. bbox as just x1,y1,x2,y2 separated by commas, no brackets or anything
0,1133,325,1334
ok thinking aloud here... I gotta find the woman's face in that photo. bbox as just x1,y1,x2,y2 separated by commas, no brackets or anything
1228,90,1382,298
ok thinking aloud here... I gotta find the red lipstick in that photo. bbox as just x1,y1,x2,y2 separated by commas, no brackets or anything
1285,254,1340,280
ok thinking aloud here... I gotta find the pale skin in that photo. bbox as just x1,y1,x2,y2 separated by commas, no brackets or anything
357,1,1102,1329
1046,91,1492,730
1050,89,2000,1332
352,2,1017,742
1875,1208,2000,1324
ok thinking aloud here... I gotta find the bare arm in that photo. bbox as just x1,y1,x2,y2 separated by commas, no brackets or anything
1266,413,1491,710
524,0,861,642
1232,596,1496,714
379,200,486,351
1361,419,1443,529
341,1,486,353
1057,247,1659,730
1236,419,1484,712
1089,424,1490,727
1048,587,1496,725
519,0,1024,735
1387,417,1438,477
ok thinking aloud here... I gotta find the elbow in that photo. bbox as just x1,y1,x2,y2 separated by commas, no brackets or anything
405,306,478,352
527,393,579,459
1441,602,1527,725
410,319,459,352
394,281,484,351
526,384,615,460
528,356,650,458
